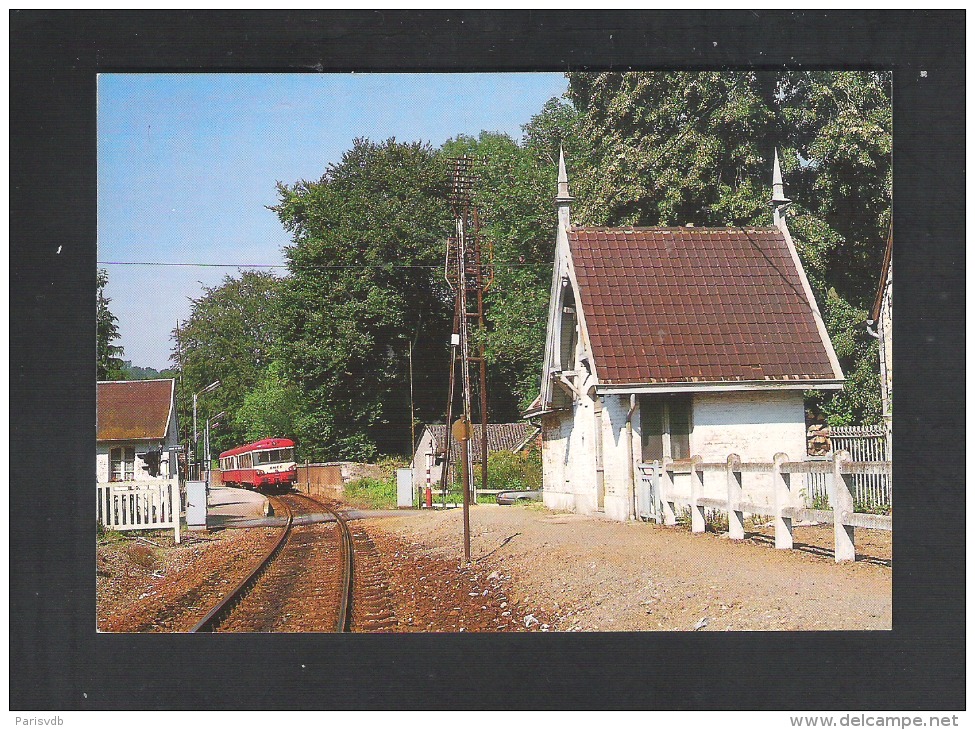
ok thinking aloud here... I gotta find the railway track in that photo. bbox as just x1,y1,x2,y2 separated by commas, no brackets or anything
188,496,297,632
189,491,394,633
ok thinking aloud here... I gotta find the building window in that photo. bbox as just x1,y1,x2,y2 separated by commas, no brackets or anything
110,446,136,481
559,287,578,372
640,395,692,462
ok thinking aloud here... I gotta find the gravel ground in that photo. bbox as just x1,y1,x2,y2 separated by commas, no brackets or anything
370,529,556,632
364,504,892,631
97,526,279,632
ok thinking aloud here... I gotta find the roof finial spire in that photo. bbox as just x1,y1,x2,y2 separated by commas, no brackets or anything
555,145,573,232
557,145,572,201
771,148,792,225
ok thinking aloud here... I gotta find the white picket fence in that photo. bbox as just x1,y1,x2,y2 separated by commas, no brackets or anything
638,450,890,562
805,425,890,510
96,480,181,543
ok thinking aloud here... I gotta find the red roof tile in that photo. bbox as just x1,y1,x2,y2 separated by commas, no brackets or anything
569,227,837,385
97,380,175,441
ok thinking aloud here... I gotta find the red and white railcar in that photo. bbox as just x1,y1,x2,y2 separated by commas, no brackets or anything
218,438,297,491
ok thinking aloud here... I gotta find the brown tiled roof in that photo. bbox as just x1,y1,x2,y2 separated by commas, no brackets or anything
569,227,837,385
97,380,175,441
426,422,532,462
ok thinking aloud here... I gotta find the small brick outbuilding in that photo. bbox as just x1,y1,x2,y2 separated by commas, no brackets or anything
411,422,536,493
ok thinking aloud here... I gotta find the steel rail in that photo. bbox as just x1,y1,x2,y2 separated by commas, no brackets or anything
188,497,294,633
294,493,354,633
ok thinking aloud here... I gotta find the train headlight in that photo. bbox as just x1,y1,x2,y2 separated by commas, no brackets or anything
255,469,265,476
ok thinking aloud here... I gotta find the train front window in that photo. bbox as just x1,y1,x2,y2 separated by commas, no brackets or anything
255,448,293,464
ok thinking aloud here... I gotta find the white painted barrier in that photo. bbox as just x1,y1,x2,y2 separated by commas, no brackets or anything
96,480,181,544
639,450,890,563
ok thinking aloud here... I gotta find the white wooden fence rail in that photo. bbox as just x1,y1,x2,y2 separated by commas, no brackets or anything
96,480,181,543
638,451,890,563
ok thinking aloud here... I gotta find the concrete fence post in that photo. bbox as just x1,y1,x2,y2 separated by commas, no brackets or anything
171,480,181,544
690,455,705,533
773,453,792,549
832,450,856,562
726,453,744,540
660,459,677,526
651,460,663,525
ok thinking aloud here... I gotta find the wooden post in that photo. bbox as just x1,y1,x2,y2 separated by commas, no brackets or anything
773,453,792,549
832,450,856,562
690,455,705,533
660,459,677,526
726,453,744,540
453,415,472,563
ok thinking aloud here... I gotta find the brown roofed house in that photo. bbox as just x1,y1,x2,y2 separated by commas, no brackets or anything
532,149,843,522
411,422,538,493
96,379,180,483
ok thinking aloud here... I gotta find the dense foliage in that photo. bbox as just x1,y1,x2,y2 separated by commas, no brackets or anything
484,447,542,492
96,269,125,381
440,131,560,416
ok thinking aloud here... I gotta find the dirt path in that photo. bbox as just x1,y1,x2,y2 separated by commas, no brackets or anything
365,504,892,631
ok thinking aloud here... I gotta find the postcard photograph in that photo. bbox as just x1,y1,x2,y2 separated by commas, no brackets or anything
95,70,893,634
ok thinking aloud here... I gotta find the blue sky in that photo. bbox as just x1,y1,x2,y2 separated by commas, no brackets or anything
98,72,568,370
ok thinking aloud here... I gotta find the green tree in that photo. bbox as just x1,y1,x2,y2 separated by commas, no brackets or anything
780,71,892,306
567,71,778,228
566,71,891,425
96,269,125,380
234,360,300,443
273,138,454,461
171,270,283,456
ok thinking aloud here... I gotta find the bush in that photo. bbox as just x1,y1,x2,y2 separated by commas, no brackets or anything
344,476,397,510
485,448,542,492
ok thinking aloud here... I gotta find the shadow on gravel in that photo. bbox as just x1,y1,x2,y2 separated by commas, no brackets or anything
744,531,892,568
478,533,521,560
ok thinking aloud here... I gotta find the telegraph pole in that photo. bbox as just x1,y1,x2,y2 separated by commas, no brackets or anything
442,155,493,559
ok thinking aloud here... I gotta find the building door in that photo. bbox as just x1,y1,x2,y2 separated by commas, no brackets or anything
640,395,692,462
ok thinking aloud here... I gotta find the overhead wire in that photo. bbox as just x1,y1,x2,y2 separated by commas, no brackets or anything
96,260,552,269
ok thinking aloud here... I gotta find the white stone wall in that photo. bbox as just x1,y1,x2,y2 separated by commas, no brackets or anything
542,407,598,515
542,388,808,521
677,390,807,510
96,447,110,484
601,394,639,522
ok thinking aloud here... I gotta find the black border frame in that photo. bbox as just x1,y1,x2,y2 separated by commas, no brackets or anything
10,10,965,710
